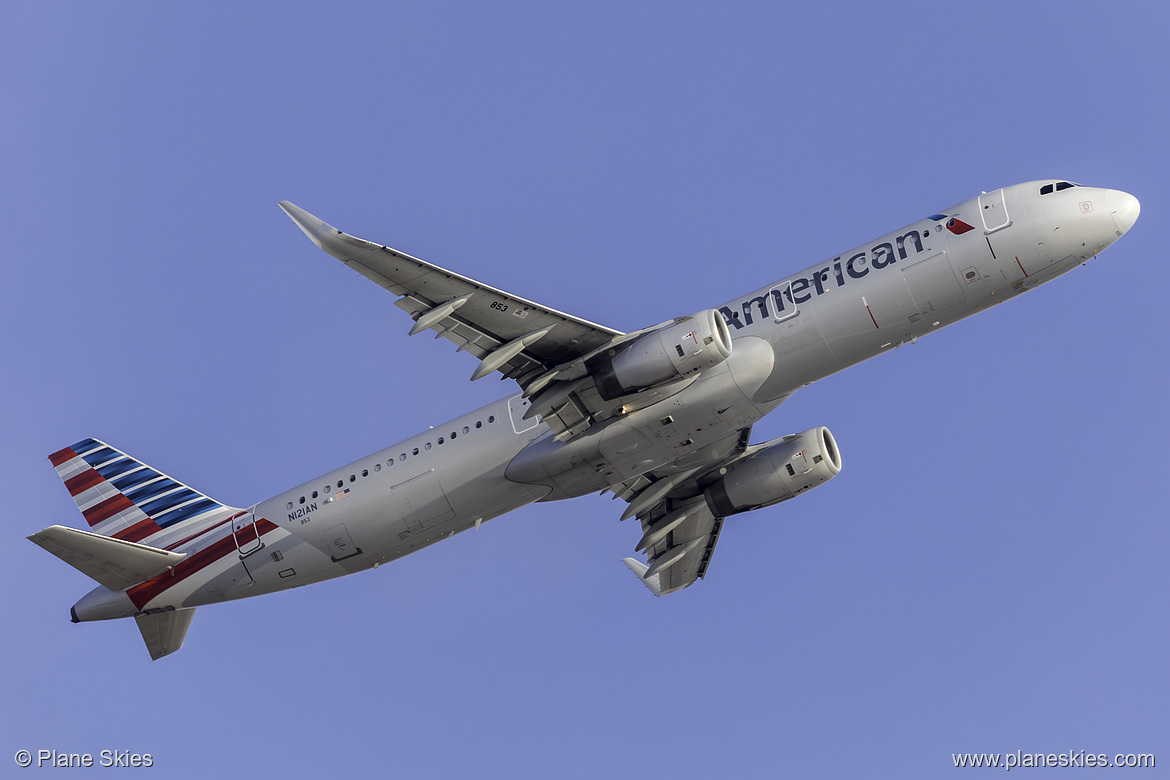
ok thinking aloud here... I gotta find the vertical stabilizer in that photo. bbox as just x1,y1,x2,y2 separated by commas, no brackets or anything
47,438,240,546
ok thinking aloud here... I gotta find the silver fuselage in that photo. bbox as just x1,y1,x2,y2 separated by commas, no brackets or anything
73,181,1139,621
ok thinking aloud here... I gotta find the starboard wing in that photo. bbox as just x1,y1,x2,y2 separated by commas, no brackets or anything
279,202,642,439
280,203,622,379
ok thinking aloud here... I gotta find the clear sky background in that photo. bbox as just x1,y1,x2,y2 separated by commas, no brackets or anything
3,3,1166,778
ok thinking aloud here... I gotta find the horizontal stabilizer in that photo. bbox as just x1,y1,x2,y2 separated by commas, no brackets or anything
621,557,662,597
135,608,196,661
28,525,186,591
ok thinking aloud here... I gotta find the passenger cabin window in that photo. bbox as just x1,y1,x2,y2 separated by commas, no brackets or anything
324,485,330,493
349,475,356,483
337,480,343,488
374,463,381,472
311,490,318,499
362,469,368,477
476,421,482,429
463,426,469,434
299,496,305,505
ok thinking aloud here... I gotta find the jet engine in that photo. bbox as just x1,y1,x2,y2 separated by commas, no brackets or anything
703,427,841,516
590,309,733,401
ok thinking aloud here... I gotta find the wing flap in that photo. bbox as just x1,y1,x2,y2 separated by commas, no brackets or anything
656,515,725,595
645,501,725,595
28,525,187,591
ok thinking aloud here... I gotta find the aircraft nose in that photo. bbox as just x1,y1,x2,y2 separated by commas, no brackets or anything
1108,189,1140,235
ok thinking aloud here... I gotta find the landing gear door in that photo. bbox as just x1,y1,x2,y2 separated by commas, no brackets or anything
231,510,263,557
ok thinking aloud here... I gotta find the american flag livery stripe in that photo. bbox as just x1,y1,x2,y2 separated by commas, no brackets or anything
64,468,104,496
49,438,241,547
82,494,136,526
127,518,280,610
164,514,239,551
117,517,165,544
48,446,79,468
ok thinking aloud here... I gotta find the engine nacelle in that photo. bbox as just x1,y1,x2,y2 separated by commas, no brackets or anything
591,309,733,401
704,427,842,517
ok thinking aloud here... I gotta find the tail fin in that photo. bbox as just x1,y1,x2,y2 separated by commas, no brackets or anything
47,438,240,546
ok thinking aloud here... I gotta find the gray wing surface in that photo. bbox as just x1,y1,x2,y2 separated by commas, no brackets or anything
612,430,754,596
279,202,623,386
614,421,802,596
623,499,725,597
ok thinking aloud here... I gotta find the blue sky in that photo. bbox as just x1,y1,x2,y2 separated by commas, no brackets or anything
4,2,1166,777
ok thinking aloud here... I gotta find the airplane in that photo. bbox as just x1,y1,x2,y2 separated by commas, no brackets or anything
30,180,1140,659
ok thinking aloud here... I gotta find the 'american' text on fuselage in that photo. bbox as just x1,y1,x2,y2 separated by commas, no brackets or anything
720,228,928,328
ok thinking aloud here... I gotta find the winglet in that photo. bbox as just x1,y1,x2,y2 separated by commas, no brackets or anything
621,557,662,598
278,201,340,253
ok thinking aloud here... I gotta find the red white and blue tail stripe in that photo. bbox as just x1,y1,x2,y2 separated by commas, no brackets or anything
48,438,240,547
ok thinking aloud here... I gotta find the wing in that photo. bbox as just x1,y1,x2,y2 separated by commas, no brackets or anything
613,420,808,596
280,201,624,394
280,203,725,439
612,427,757,596
622,499,726,597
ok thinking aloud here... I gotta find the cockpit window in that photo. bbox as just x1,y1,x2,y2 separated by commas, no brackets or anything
1041,181,1078,195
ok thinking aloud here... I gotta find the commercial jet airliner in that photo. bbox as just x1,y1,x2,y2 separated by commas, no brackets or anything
31,181,1140,659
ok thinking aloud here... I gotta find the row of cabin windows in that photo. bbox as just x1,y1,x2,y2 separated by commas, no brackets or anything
1040,181,1078,195
286,415,497,509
